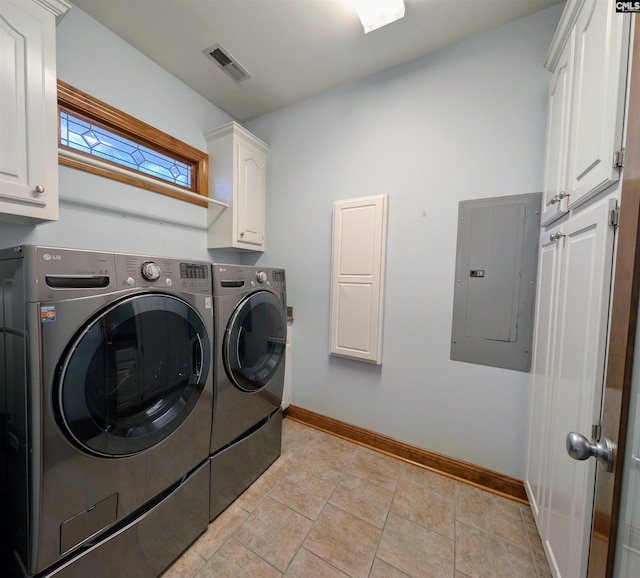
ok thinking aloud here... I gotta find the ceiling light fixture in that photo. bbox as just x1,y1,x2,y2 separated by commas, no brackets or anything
355,0,405,34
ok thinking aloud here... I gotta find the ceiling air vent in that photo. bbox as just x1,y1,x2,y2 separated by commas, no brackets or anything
204,43,251,83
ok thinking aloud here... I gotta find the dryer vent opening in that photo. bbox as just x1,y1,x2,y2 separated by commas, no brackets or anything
204,43,251,83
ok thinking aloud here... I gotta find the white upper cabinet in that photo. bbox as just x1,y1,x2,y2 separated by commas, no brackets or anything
0,0,70,225
541,34,573,226
206,122,268,251
567,0,629,209
541,0,630,226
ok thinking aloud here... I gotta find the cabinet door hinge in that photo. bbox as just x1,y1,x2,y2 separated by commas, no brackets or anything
609,204,620,228
592,423,602,441
613,148,625,169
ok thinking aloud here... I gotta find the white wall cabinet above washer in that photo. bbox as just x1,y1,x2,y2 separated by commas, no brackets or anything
0,0,70,225
541,0,630,226
206,122,268,251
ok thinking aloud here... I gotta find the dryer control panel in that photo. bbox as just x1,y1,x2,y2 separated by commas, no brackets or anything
212,264,285,296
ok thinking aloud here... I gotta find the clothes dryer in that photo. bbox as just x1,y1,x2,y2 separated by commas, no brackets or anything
209,264,286,520
0,246,213,577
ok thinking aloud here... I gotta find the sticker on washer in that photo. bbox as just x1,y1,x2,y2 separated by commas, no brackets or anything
40,306,56,323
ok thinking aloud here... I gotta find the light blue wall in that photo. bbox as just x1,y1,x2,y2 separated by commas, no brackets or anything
0,5,238,264
247,4,564,479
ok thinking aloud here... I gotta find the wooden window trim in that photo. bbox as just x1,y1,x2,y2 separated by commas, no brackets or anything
57,79,209,207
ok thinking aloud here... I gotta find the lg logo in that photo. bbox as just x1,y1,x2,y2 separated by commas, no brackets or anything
42,253,61,261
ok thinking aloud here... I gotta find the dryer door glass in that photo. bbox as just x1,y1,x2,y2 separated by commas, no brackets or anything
224,291,286,392
56,294,211,457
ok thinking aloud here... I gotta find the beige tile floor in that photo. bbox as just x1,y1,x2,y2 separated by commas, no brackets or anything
162,418,552,578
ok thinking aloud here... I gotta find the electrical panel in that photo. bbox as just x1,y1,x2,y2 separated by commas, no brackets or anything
450,192,541,372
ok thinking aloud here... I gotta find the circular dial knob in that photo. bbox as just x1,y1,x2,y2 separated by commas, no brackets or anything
256,270,267,284
141,261,162,281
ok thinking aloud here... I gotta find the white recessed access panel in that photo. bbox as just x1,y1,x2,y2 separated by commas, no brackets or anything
329,194,388,364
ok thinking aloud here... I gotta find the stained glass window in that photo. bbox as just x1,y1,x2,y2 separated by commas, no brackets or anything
60,111,193,188
57,80,208,206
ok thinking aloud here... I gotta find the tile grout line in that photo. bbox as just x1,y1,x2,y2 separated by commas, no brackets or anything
366,457,401,577
519,504,547,578
268,435,319,574
278,427,348,575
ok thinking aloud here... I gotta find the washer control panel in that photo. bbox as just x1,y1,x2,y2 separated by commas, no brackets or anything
115,253,211,295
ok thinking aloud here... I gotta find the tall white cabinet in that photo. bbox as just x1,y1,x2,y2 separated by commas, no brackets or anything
529,198,617,577
206,122,268,251
0,0,70,225
526,1,631,577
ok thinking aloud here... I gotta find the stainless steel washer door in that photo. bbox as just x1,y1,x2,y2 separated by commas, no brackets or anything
55,293,211,457
223,291,286,393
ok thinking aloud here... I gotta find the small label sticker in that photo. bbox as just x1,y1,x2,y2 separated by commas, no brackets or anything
205,297,212,310
616,2,640,12
40,306,56,323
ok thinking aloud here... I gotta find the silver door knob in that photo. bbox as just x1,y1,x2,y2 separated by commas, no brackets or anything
558,191,570,200
34,185,45,194
566,432,614,472
550,232,565,242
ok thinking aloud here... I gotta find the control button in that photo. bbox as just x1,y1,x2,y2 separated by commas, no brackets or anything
165,278,172,286
141,261,161,281
126,277,135,286
256,271,267,284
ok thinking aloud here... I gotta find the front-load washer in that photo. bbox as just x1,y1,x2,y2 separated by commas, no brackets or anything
0,246,213,577
209,264,286,520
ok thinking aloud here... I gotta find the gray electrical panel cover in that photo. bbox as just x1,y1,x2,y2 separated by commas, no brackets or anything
450,192,541,372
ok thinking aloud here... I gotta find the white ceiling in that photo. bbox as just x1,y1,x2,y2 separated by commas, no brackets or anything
72,0,562,122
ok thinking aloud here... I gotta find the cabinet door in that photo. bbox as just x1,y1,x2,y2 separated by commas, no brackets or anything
525,225,563,531
236,139,265,248
0,0,60,223
567,0,629,210
329,194,388,364
541,35,573,227
541,197,616,578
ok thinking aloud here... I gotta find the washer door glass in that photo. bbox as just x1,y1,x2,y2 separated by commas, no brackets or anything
223,291,286,392
56,294,211,457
